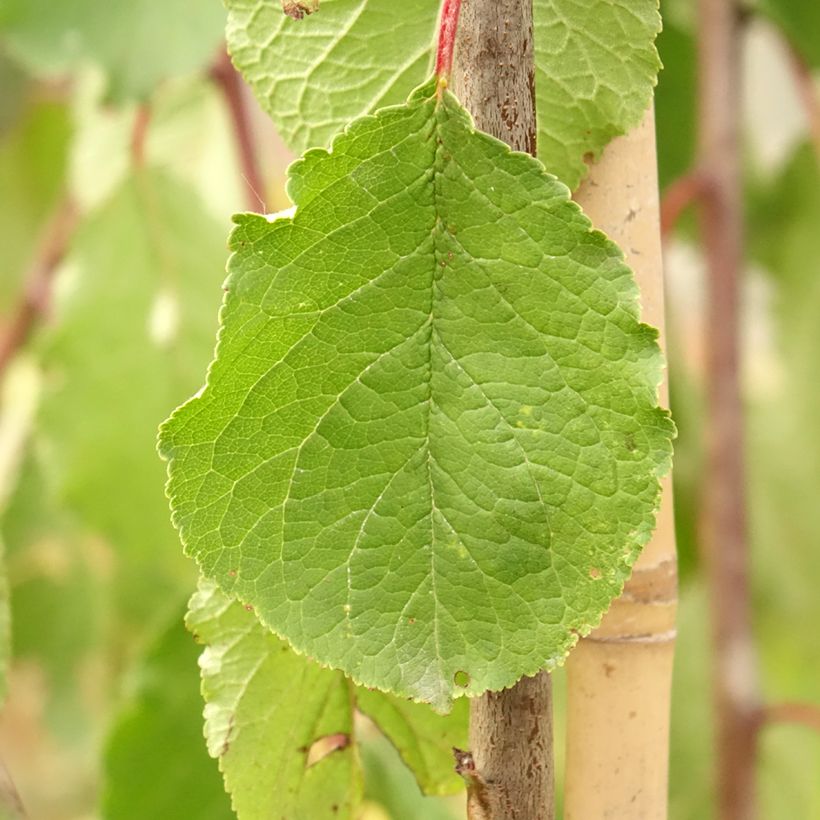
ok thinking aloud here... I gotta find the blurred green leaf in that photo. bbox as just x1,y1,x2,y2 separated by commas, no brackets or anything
187,579,362,820
359,730,460,820
1,446,107,734
756,0,820,68
356,688,467,796
655,7,697,188
0,95,71,310
746,142,820,818
101,609,233,820
0,0,225,101
0,48,28,135
39,169,227,620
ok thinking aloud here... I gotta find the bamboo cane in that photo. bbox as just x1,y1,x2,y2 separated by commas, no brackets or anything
563,108,678,820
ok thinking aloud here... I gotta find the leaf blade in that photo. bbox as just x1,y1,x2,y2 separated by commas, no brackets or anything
187,579,362,820
161,83,674,708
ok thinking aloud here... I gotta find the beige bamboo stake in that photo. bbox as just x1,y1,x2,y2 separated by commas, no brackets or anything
563,107,677,820
447,1,554,818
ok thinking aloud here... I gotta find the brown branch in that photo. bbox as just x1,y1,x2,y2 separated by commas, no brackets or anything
696,0,761,817
785,43,820,160
211,50,266,212
0,758,25,819
450,4,554,818
0,197,79,380
760,702,820,734
660,169,707,239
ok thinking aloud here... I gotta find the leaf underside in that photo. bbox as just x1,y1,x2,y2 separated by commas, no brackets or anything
160,80,673,708
187,579,468,816
188,579,361,820
224,0,661,189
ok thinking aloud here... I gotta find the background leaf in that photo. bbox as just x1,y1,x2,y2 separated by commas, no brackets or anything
0,0,225,101
356,688,467,796
39,169,227,623
187,579,362,820
532,0,661,189
101,609,233,820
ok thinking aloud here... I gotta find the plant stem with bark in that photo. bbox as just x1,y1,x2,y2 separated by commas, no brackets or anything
446,2,554,818
697,0,761,817
564,107,677,820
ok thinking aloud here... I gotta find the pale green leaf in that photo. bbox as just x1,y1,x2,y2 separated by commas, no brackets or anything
225,0,660,187
357,688,467,796
101,610,233,820
0,0,225,101
161,81,673,709
533,0,662,189
187,579,362,820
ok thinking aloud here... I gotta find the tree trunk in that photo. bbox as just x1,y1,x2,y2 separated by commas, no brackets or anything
449,3,554,819
564,108,677,820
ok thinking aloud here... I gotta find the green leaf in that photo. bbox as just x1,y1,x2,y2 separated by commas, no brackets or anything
225,0,661,188
224,0,439,154
102,609,233,820
651,3,697,189
756,0,820,68
0,95,71,310
0,0,225,101
161,82,673,709
357,688,467,796
187,579,362,820
360,730,461,820
532,0,662,190
40,170,228,618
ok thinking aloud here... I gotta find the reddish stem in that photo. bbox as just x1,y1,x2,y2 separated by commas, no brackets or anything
697,0,760,816
761,702,820,734
435,0,464,81
0,197,79,381
131,104,152,167
211,49,267,211
660,169,707,239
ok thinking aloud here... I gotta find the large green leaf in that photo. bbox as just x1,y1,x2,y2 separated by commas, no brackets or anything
0,0,225,101
161,81,673,708
101,610,233,820
187,579,362,820
225,0,660,188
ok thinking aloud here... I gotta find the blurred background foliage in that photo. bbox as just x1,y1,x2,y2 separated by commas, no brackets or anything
0,0,818,817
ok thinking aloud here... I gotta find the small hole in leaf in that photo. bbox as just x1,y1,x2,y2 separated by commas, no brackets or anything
454,670,470,687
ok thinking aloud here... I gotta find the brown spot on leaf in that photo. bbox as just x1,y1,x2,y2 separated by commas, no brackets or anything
306,733,350,767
